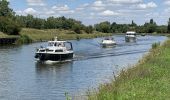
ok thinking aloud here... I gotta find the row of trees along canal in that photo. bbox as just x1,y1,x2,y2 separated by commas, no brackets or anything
1,0,170,38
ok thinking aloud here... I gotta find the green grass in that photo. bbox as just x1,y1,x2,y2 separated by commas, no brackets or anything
20,28,112,42
88,40,170,100
0,32,19,38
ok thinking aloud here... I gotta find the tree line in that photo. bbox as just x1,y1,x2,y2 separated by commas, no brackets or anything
0,0,170,35
15,15,93,34
95,19,169,34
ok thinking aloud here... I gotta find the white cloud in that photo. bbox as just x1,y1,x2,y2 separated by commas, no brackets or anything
91,1,105,11
59,10,75,14
24,8,37,15
164,7,170,13
52,5,69,11
93,1,105,7
99,10,120,16
26,0,45,6
91,7,105,11
52,5,74,14
45,10,55,15
164,0,170,5
15,10,23,15
107,0,142,4
76,3,89,11
137,2,157,9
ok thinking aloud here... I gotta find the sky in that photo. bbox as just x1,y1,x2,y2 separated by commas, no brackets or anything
7,0,170,25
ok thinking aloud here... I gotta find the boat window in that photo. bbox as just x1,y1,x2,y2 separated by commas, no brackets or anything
46,49,53,52
55,50,63,52
58,43,65,47
65,42,72,50
40,50,45,52
48,42,54,46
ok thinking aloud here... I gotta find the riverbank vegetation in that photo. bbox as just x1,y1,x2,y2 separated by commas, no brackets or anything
88,40,170,100
19,28,112,41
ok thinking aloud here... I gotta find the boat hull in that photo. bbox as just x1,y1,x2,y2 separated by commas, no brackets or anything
125,37,136,42
35,53,74,61
101,43,116,47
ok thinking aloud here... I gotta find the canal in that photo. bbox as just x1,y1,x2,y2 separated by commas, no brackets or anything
0,35,167,100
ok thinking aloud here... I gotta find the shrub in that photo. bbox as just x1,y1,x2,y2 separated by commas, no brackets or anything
152,42,160,49
15,35,32,44
0,17,21,35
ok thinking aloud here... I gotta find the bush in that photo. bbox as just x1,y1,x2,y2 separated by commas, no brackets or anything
72,24,82,34
0,17,21,35
152,42,160,49
15,35,32,44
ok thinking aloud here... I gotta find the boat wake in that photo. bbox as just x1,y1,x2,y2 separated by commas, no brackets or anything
73,49,148,61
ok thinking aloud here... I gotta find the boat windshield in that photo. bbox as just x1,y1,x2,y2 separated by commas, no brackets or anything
105,37,113,40
48,42,54,46
48,42,65,47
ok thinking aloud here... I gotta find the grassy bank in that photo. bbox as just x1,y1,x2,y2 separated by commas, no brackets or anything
88,40,170,100
20,28,112,42
0,32,19,38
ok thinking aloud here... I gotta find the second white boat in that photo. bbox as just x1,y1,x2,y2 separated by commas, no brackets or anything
101,37,116,47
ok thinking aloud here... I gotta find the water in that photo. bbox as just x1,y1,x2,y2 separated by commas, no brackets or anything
0,35,167,100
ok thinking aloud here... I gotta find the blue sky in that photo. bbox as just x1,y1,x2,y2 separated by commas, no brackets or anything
8,0,170,25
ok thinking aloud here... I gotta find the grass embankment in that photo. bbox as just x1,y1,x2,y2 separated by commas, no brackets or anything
20,28,112,42
88,40,170,100
0,32,19,38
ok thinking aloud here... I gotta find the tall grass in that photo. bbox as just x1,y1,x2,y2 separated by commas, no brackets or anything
152,42,160,49
15,34,33,45
20,28,112,41
0,32,19,38
88,40,170,100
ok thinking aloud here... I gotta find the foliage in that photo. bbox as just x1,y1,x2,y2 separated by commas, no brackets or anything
0,17,21,35
168,18,170,33
85,25,93,34
0,0,14,17
152,42,160,49
0,0,21,35
95,21,111,33
15,34,32,44
72,23,82,34
19,28,112,41
15,15,86,33
94,19,169,34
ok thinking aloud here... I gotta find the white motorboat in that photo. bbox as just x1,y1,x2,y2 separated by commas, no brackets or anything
101,37,116,47
35,37,74,62
125,31,136,42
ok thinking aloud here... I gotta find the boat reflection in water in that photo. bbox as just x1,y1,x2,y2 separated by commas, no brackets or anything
35,61,73,74
125,31,136,42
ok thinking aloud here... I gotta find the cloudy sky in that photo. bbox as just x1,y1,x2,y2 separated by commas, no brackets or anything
8,0,170,25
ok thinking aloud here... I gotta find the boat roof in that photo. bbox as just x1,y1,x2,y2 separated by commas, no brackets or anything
104,37,113,40
126,31,136,34
48,40,68,43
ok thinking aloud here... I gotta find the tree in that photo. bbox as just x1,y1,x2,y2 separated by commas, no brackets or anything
0,0,14,17
95,21,111,33
110,22,116,33
0,0,21,35
150,19,154,24
144,19,157,33
72,24,81,34
85,25,93,34
131,20,137,27
168,18,170,33
0,17,21,35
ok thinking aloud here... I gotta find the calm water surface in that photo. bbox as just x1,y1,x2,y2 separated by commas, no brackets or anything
0,35,167,100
